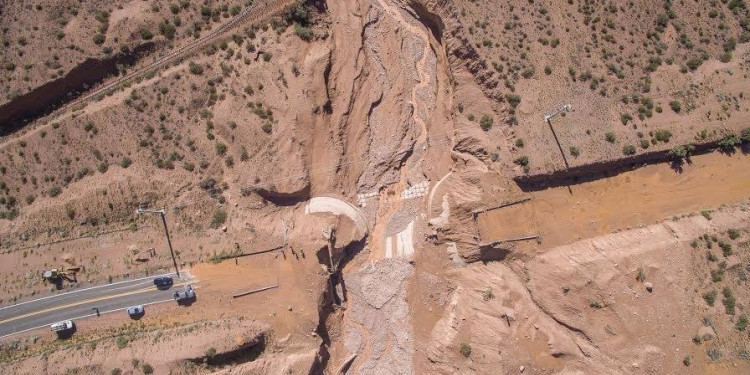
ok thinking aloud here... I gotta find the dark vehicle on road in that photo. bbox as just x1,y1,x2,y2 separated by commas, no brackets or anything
174,284,196,305
153,276,173,289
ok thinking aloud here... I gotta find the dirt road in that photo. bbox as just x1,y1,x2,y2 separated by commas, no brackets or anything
478,151,750,248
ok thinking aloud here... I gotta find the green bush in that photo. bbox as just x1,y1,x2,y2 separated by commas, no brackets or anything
115,336,128,349
654,129,673,143
215,142,227,156
620,113,632,125
622,144,636,155
459,343,472,357
294,24,314,41
515,139,524,148
140,29,154,40
188,61,203,75
210,209,227,229
159,22,176,39
49,186,62,197
569,146,580,157
141,363,153,374
723,287,736,315
110,369,122,375
737,315,748,331
479,115,493,131
93,33,105,45
741,127,750,143
703,290,717,306
718,132,741,151
605,132,616,143
505,94,522,108
121,157,132,168
669,100,681,113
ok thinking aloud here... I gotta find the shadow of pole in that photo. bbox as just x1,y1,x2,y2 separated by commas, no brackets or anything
546,119,573,195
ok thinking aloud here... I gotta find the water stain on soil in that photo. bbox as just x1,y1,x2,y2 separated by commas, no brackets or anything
478,152,750,249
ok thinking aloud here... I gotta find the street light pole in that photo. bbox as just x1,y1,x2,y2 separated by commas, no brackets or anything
136,207,180,278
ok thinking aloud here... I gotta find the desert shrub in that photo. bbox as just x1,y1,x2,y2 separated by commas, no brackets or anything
544,65,552,75
482,287,494,301
215,142,227,156
669,100,681,113
93,33,105,45
711,268,724,282
505,94,521,108
636,267,646,282
718,132,741,151
722,287,736,315
620,113,633,125
640,139,650,149
49,186,62,197
515,139,524,148
683,354,690,367
205,347,217,357
183,162,195,172
188,61,203,75
728,229,740,240
741,128,750,142
569,146,580,157
141,363,153,374
720,52,733,63
686,58,703,71
110,369,121,375
261,122,272,134
98,162,108,173
707,347,722,361
622,144,636,155
120,157,132,168
479,114,493,131
25,195,35,204
589,299,603,308
140,29,154,40
719,242,733,257
294,24,313,41
159,22,176,39
654,129,673,143
669,145,694,161
605,132,616,143
703,290,717,306
737,315,749,331
459,343,472,357
115,336,128,349
210,209,227,229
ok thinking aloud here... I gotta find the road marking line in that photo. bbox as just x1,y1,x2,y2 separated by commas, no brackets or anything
0,298,175,340
0,282,191,325
0,272,180,311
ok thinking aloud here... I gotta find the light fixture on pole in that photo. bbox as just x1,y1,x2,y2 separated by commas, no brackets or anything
136,206,180,278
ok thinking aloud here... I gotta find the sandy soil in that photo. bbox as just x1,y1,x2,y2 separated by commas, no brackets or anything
478,151,750,250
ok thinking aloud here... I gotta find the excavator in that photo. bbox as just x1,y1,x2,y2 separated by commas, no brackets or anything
42,267,81,289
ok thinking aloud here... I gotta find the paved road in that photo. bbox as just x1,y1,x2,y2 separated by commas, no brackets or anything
0,272,195,338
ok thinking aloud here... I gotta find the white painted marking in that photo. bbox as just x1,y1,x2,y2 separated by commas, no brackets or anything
0,272,180,311
0,298,175,340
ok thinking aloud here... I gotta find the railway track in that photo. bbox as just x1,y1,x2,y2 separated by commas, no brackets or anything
52,0,296,120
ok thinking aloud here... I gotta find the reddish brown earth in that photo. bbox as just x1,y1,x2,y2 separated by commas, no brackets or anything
1,0,750,374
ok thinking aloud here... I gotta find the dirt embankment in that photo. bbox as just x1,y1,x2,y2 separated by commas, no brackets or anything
515,141,750,191
0,43,154,133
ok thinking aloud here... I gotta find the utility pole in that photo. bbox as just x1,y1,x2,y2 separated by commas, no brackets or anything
136,207,180,278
